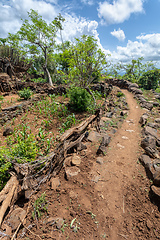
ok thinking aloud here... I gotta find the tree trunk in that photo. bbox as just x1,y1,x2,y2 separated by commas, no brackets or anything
44,47,53,86
46,67,53,86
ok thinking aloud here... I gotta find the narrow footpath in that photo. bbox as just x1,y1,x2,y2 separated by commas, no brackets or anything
92,89,146,239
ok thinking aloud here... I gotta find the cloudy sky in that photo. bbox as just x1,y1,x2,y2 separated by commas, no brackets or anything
0,0,160,65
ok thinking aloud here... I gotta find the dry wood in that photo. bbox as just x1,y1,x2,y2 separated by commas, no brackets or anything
0,177,19,227
0,175,17,203
60,114,96,142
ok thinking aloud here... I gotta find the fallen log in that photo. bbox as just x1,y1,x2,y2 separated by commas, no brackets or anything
0,176,19,227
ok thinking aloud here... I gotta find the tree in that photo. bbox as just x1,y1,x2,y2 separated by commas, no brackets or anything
120,57,156,82
68,35,108,88
138,69,160,90
17,10,65,86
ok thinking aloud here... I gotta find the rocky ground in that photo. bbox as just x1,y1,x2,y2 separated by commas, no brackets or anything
0,78,160,240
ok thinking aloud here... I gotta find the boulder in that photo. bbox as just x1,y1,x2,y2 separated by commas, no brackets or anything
3,127,14,136
145,147,159,159
141,136,156,150
139,113,148,127
88,131,102,143
140,101,153,111
142,126,157,139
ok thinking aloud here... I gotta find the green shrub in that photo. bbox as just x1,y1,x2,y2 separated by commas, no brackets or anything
116,92,124,97
155,88,160,93
18,88,33,100
138,69,160,90
69,87,92,112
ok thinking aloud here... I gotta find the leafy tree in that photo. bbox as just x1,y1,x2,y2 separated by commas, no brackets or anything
17,10,65,86
138,69,160,90
120,57,156,82
68,35,108,88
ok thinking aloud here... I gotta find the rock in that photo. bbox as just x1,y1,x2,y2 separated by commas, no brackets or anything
130,87,143,95
106,112,114,118
6,208,26,230
96,157,104,165
146,219,153,230
69,190,78,199
64,156,72,167
141,136,156,150
46,217,64,229
156,139,160,147
126,129,134,133
142,126,157,139
3,127,14,136
71,154,81,166
88,131,102,143
155,118,160,123
46,217,56,225
101,134,111,146
153,171,160,186
139,154,152,166
141,102,154,111
50,177,61,190
147,123,159,129
139,155,153,179
91,175,100,183
65,166,80,179
145,147,159,159
139,113,148,127
117,143,125,149
151,185,160,197
76,142,87,151
97,145,107,155
56,217,64,229
152,102,159,107
122,136,129,140
120,111,128,116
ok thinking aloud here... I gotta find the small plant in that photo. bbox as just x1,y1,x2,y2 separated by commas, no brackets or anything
59,114,76,133
32,192,48,219
116,91,124,97
0,95,4,101
69,87,92,112
18,88,33,100
70,218,80,232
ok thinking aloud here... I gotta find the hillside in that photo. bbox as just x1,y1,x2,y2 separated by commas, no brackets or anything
0,77,160,239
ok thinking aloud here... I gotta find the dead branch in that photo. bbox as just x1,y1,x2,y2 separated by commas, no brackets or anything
0,177,19,227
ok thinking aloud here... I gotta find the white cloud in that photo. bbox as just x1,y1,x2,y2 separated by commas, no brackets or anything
81,0,94,6
111,28,125,41
60,14,99,42
109,33,160,64
98,0,144,25
0,0,58,37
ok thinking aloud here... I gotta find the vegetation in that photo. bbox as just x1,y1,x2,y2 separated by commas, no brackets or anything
138,69,160,90
18,88,33,100
32,192,48,219
69,87,92,112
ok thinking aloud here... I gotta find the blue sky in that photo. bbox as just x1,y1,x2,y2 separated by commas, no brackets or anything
0,0,160,65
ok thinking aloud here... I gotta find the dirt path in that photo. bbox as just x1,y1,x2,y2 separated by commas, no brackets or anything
92,90,145,239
